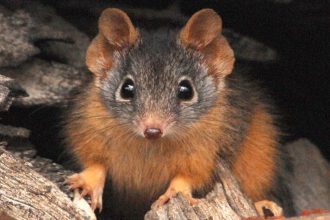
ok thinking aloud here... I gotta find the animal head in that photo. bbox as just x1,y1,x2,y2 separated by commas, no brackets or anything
86,8,235,140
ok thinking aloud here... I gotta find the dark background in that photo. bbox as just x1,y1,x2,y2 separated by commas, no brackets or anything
2,0,329,162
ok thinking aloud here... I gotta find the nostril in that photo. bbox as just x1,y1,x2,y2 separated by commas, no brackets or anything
144,128,163,139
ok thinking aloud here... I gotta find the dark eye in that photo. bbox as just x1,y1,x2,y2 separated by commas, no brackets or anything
120,78,135,100
178,80,194,101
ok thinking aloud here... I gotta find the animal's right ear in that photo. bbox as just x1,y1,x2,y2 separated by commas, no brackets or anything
86,8,139,77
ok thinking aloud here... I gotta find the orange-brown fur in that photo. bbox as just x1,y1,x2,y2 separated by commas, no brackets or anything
67,83,224,198
233,105,279,201
180,10,278,201
66,7,283,217
67,85,279,205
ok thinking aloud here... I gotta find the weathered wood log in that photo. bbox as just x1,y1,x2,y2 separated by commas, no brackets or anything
145,162,258,220
0,144,259,220
145,139,330,219
0,148,94,220
0,139,329,219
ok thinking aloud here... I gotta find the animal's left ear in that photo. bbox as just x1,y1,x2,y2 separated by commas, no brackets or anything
180,9,235,77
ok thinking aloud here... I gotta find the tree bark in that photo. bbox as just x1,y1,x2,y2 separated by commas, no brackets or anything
0,140,329,220
0,148,93,220
145,163,257,220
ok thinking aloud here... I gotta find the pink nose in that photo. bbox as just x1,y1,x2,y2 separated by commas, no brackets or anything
144,128,163,139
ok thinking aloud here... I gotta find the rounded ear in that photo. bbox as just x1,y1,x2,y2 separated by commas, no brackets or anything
180,9,222,50
86,8,139,76
99,8,138,48
180,9,235,78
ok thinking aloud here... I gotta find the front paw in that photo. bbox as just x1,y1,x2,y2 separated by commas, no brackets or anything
152,189,200,209
254,200,283,217
151,175,200,209
67,165,106,212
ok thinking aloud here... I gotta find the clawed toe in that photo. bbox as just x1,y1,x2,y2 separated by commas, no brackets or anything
90,192,103,212
67,174,83,189
152,191,200,210
152,195,170,209
66,173,104,212
254,200,283,217
184,195,200,205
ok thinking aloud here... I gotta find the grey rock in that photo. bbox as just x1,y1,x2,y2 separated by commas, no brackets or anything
0,74,27,111
1,59,90,106
0,74,27,97
0,124,33,153
0,124,30,138
285,138,330,212
0,5,72,68
0,3,91,107
0,85,12,111
23,3,90,68
0,8,39,67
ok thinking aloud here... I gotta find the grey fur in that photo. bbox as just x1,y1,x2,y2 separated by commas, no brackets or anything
100,29,219,135
67,28,294,219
